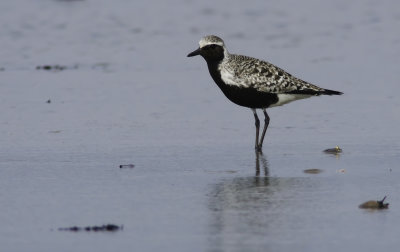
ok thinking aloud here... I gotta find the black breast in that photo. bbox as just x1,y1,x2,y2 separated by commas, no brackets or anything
206,62,278,109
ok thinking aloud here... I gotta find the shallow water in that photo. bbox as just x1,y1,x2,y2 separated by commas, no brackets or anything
1,0,400,251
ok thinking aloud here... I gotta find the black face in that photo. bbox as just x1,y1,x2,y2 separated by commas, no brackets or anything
187,44,225,62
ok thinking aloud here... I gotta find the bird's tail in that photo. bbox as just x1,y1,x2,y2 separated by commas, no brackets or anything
321,89,343,95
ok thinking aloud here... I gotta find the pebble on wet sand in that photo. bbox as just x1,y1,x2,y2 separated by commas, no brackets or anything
304,169,323,174
323,146,342,154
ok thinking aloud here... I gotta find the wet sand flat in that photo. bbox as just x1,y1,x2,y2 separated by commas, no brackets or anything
1,0,400,251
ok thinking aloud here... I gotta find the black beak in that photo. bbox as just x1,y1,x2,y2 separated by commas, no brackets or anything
187,48,201,57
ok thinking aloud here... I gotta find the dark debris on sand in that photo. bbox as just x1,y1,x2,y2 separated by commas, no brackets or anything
119,164,135,168
36,64,79,71
58,224,123,232
36,65,66,71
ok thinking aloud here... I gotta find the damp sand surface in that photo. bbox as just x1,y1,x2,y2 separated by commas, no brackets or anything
1,0,400,251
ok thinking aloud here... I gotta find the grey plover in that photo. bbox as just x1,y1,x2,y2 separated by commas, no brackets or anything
187,35,342,152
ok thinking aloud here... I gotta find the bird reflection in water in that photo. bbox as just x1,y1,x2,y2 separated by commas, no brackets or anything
255,150,269,177
208,152,312,251
208,151,274,222
208,152,273,250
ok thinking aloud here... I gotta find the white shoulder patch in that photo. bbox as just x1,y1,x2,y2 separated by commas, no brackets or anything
219,67,246,88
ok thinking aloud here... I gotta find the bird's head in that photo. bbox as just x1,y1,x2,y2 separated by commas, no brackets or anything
187,35,227,62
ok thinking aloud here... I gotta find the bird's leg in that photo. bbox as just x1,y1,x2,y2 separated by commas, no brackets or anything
252,109,261,151
258,108,270,149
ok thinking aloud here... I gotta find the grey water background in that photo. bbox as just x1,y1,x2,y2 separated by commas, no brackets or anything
1,0,400,251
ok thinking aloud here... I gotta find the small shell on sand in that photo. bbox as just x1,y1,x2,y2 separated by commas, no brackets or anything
359,196,389,209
